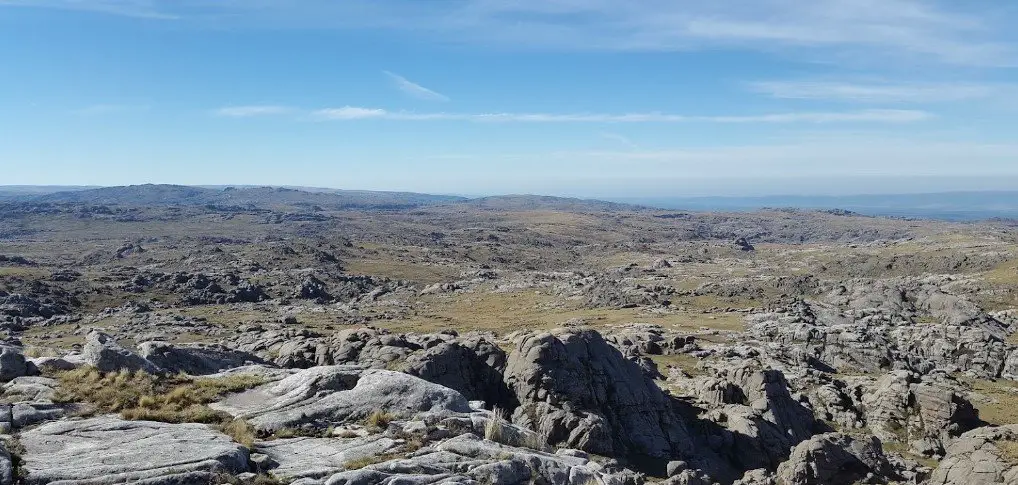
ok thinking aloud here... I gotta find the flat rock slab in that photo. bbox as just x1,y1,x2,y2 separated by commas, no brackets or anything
256,436,400,480
213,365,472,433
19,416,249,485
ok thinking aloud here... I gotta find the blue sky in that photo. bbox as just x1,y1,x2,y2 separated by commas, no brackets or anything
2,0,1018,196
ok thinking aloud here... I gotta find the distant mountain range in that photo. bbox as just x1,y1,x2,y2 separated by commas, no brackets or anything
2,184,1017,221
608,192,1018,221
1,184,465,210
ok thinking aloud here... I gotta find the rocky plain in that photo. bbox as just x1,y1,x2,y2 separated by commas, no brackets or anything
2,185,1018,484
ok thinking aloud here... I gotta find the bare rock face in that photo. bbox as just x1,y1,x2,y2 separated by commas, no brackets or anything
314,433,640,485
503,329,694,461
138,341,271,375
235,327,424,369
0,345,38,382
403,337,517,410
19,416,249,485
696,365,824,471
213,365,473,433
748,279,1015,379
775,433,895,485
929,424,1018,485
0,441,11,485
863,371,979,457
81,331,162,374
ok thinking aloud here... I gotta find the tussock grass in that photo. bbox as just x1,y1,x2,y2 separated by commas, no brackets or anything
999,440,1018,464
53,367,264,428
221,419,257,448
363,410,395,431
484,407,547,450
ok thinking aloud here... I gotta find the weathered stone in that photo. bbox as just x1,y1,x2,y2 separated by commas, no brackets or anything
19,416,249,485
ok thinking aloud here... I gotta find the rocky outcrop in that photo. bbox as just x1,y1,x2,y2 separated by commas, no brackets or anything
748,279,1016,379
213,365,473,433
403,337,516,410
928,424,1018,485
0,441,11,485
81,331,162,373
696,365,823,471
504,329,694,462
863,371,979,457
19,417,249,485
138,341,270,375
311,433,641,485
0,345,38,382
255,435,401,480
233,327,424,369
775,433,895,485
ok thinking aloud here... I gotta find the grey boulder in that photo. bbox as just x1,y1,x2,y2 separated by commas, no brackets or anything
928,424,1018,485
0,345,37,382
19,416,249,485
213,365,473,433
775,433,895,485
81,331,162,374
138,341,270,375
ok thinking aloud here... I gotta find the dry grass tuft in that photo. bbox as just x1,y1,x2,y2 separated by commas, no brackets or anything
484,407,509,443
363,410,395,431
999,440,1018,464
53,367,264,428
484,407,547,450
343,453,400,470
221,419,257,449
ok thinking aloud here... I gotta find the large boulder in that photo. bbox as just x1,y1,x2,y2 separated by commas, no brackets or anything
404,337,516,410
138,341,270,375
213,365,473,433
692,364,823,471
81,331,162,374
19,416,249,485
863,371,979,457
0,441,10,485
255,435,401,480
316,433,640,485
503,329,694,461
928,424,1018,485
775,433,895,485
0,345,37,382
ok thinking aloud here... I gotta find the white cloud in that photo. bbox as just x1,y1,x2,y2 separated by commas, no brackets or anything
73,104,150,115
0,0,176,19
384,71,449,101
749,81,1005,103
600,132,637,149
214,105,295,117
308,107,931,124
8,0,1016,67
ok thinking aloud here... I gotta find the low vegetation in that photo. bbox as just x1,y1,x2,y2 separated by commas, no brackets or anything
343,453,401,470
483,407,546,450
52,367,264,439
363,410,395,431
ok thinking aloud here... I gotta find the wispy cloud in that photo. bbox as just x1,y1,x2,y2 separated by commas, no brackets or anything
73,104,150,115
214,105,295,118
0,0,177,19
309,107,932,124
384,71,449,101
750,80,1005,103
600,132,637,149
7,0,1015,67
